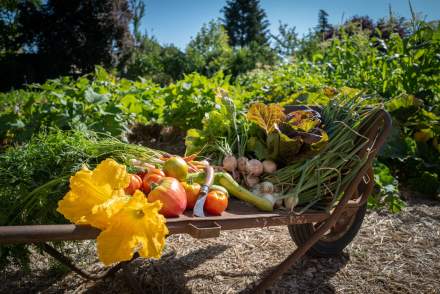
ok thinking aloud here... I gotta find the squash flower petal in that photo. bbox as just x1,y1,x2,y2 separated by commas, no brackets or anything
57,159,130,226
96,191,168,265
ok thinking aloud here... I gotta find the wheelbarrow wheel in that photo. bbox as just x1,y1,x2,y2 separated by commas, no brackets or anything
288,167,373,257
288,202,366,257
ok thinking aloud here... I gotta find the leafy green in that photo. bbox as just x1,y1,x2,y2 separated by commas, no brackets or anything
246,103,285,134
369,162,405,213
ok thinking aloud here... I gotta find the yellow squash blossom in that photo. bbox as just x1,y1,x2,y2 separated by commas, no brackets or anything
57,158,168,265
57,158,130,228
97,191,168,265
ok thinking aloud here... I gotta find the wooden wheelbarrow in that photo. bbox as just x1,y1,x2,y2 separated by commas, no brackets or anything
0,109,392,292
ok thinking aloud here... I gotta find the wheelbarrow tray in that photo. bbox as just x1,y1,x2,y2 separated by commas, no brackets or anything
0,199,331,244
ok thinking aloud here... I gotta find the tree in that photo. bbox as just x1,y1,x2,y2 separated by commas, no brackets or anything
375,6,408,39
0,0,41,54
17,0,133,75
130,0,145,44
316,9,332,38
222,0,270,47
124,33,188,85
186,20,232,76
272,22,299,59
345,15,375,32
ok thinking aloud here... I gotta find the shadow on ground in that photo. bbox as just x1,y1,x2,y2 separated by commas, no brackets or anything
243,252,350,293
87,244,235,293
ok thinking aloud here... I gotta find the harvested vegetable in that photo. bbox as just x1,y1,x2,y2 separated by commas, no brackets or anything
222,154,237,172
259,181,274,194
262,193,276,205
245,174,260,187
142,172,164,194
246,159,264,176
182,182,201,209
246,103,329,164
266,98,380,211
189,172,273,212
209,185,229,197
125,174,143,195
237,156,248,172
148,177,187,217
204,190,228,215
163,157,189,181
246,103,286,134
262,160,277,173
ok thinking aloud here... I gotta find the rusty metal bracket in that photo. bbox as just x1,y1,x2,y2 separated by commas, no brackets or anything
188,222,221,239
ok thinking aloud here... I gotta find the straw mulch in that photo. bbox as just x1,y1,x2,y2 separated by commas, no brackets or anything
1,198,439,294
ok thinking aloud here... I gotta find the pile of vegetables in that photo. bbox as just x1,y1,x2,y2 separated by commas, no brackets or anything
188,94,382,212
124,156,230,217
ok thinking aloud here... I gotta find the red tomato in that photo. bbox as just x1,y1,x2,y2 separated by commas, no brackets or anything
136,170,147,179
148,177,187,217
181,182,201,210
142,173,164,194
124,174,143,195
204,191,228,215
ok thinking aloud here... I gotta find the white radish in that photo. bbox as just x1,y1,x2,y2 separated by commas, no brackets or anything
262,160,277,174
259,181,274,194
246,159,264,176
222,154,237,172
261,193,276,206
237,157,248,172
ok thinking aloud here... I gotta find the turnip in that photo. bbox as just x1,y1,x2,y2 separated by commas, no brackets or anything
246,159,263,176
262,160,277,174
237,156,248,172
222,154,237,172
245,174,260,187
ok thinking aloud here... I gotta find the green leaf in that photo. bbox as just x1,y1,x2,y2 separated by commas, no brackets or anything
385,94,421,113
84,88,109,104
285,110,321,132
185,129,204,155
247,103,286,134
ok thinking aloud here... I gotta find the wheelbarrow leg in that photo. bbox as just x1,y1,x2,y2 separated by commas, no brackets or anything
41,243,138,280
254,170,367,292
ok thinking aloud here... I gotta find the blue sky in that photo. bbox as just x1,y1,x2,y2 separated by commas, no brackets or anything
141,0,440,48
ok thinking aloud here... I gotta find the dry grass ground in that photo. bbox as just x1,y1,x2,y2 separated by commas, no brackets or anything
1,198,439,294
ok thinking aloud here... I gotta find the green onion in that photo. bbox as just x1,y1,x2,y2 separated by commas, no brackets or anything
266,96,380,211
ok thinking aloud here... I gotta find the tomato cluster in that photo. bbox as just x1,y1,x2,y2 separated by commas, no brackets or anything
124,156,228,217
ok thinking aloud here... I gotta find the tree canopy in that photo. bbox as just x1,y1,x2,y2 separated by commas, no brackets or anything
222,0,270,47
